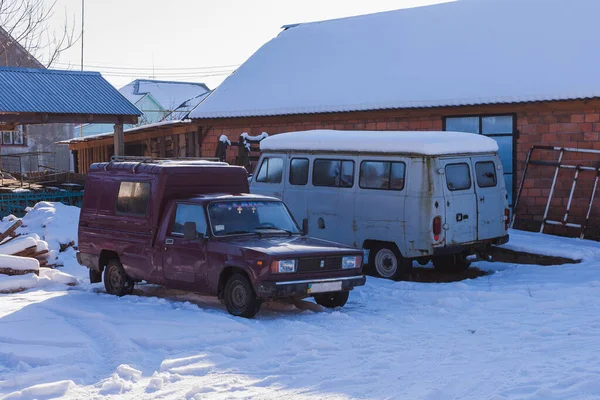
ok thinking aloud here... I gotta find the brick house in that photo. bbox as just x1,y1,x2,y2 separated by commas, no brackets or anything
63,0,600,238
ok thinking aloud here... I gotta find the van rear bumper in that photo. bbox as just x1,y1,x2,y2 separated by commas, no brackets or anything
256,275,366,299
433,234,509,256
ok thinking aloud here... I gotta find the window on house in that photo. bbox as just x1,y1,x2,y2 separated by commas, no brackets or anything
255,157,284,183
2,131,12,145
12,130,24,145
359,161,406,190
289,158,309,186
116,182,151,216
313,159,354,188
475,161,497,188
444,114,514,204
171,204,207,237
0,127,26,146
445,163,472,191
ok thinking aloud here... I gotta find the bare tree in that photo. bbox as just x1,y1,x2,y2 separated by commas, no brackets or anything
0,0,78,68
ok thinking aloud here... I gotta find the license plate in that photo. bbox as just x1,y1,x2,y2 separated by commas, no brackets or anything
307,281,342,294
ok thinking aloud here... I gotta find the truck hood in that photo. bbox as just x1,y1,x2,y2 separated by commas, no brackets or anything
216,235,361,257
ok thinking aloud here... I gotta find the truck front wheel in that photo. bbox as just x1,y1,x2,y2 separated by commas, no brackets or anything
432,253,471,273
314,291,349,308
224,273,262,318
104,259,134,296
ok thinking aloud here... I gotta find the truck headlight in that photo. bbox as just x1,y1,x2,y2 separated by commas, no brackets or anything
342,255,361,269
271,259,297,273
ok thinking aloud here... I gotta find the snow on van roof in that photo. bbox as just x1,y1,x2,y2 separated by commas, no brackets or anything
259,130,499,155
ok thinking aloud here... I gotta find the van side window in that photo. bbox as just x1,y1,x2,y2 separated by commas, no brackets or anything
289,158,309,185
116,182,150,216
171,204,207,237
256,157,283,183
475,161,497,188
359,161,406,190
313,159,354,188
445,163,471,191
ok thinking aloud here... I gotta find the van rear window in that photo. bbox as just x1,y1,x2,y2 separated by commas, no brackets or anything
313,159,354,188
445,163,471,191
116,182,150,216
475,161,497,188
255,157,283,183
359,161,406,190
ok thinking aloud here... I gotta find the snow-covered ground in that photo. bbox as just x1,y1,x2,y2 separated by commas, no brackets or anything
1,205,600,399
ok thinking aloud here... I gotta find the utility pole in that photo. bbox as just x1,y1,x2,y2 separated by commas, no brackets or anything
79,0,84,137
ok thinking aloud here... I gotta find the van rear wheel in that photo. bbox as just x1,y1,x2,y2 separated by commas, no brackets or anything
432,254,471,273
104,259,134,296
371,244,411,280
224,273,262,318
314,291,349,308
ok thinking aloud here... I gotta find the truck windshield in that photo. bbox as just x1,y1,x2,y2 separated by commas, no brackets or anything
207,200,300,236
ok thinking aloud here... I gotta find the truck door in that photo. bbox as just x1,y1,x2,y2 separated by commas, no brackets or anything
470,155,508,241
439,158,478,245
161,203,209,289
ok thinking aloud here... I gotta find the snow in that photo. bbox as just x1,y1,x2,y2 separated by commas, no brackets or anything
190,0,600,118
218,134,231,145
241,132,269,142
502,229,600,262
2,226,600,398
260,130,499,155
0,255,39,271
0,237,39,256
119,80,209,115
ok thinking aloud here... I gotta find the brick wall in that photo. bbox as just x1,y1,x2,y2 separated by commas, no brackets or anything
196,99,600,238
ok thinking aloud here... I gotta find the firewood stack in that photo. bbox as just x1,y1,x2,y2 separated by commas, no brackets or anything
0,220,54,275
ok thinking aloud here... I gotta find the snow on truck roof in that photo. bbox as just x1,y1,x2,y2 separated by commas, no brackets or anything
259,130,499,155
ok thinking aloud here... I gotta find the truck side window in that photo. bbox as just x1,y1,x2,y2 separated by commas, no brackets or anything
171,204,207,237
289,158,309,185
445,163,471,191
475,161,497,188
313,159,354,188
116,182,150,216
359,161,406,190
256,157,283,183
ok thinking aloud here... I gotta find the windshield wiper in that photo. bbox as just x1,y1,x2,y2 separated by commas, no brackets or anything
224,230,253,235
254,227,294,236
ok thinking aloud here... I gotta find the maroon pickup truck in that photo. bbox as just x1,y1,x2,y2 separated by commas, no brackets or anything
77,160,365,317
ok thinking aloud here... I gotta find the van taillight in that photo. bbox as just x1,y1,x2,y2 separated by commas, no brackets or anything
433,216,442,241
504,208,510,231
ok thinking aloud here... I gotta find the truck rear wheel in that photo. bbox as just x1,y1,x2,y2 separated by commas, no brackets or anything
371,244,411,280
432,253,471,273
104,259,134,296
314,291,349,308
224,273,262,318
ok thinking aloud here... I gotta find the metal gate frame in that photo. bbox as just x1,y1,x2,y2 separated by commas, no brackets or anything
511,145,600,239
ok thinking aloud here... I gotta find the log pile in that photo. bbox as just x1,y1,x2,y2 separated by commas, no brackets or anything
0,220,52,276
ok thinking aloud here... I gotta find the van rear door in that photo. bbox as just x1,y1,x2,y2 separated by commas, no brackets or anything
439,158,478,245
470,155,508,241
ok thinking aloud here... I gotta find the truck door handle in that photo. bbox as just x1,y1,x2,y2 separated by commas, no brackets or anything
165,238,174,245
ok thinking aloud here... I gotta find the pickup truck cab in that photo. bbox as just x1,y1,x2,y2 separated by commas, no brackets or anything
77,159,365,317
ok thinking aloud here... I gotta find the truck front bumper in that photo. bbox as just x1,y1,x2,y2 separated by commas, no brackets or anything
256,275,366,299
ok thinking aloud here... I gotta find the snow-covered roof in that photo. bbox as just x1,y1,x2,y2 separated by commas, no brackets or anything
190,0,600,119
119,79,210,118
259,130,499,155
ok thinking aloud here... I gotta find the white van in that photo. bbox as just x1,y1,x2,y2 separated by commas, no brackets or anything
250,130,509,279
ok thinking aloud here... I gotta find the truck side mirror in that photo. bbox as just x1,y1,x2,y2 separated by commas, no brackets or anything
183,222,197,241
301,218,309,236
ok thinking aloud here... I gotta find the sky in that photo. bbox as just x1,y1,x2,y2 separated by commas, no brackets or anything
47,0,449,90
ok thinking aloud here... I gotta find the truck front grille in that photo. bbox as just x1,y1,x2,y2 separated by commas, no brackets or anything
297,256,342,272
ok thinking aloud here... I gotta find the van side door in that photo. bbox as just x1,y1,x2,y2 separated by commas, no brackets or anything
438,158,478,246
470,155,508,241
250,154,285,200
161,203,209,290
282,156,310,224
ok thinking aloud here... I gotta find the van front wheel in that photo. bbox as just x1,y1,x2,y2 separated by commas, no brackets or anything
104,259,134,296
432,254,471,273
372,245,411,280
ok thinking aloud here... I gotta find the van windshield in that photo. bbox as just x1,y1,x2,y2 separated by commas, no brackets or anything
207,200,300,236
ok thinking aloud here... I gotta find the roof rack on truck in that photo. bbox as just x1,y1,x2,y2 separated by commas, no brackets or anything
110,156,221,163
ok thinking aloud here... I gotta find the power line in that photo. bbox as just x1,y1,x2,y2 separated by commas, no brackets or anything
52,61,241,71
96,70,235,78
